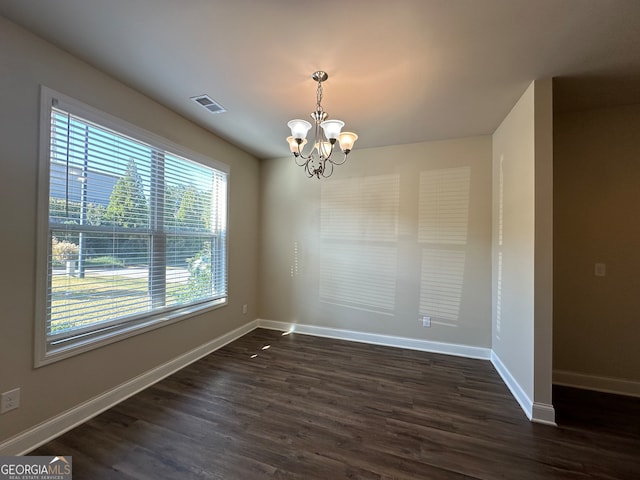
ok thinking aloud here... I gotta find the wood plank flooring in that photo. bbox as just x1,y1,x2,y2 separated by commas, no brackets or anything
32,329,640,479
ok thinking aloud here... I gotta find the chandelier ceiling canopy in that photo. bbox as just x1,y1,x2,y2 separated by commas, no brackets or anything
286,71,357,179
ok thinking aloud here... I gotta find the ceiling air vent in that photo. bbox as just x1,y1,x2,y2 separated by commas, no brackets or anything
190,94,226,114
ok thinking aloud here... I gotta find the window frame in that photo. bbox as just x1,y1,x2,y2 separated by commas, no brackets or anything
35,86,230,367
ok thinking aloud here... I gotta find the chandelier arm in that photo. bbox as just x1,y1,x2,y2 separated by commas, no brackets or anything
294,154,309,167
320,157,326,177
322,135,335,160
295,141,315,161
327,151,348,166
321,159,334,178
307,157,324,179
315,121,323,153
304,159,316,178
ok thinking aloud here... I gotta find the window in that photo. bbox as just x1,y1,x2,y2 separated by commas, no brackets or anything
35,87,229,365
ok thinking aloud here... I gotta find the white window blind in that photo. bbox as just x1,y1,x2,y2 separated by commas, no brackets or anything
37,87,228,363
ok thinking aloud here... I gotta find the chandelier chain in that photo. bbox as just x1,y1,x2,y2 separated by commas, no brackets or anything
316,80,323,112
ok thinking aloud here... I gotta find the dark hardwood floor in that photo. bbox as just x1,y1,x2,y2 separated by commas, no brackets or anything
33,329,639,479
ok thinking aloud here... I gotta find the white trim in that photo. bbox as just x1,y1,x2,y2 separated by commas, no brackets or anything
39,300,228,367
34,86,55,366
532,402,557,426
41,86,230,174
262,320,557,423
35,85,231,367
257,319,491,360
490,351,534,420
553,369,640,398
0,320,258,456
490,352,556,425
3,318,563,455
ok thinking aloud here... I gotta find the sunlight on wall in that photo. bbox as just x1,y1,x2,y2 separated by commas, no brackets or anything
319,174,400,313
496,156,505,337
320,174,400,241
419,167,470,245
418,166,471,326
317,167,473,322
290,241,303,278
496,251,503,339
320,244,398,313
420,248,466,325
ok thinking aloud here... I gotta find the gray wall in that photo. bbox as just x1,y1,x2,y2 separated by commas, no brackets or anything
491,80,554,422
492,82,536,398
0,17,260,442
554,103,640,391
0,12,569,445
259,137,493,348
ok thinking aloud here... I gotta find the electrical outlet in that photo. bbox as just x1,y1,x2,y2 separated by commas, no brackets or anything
242,304,248,314
1,388,20,414
422,316,431,328
594,263,606,277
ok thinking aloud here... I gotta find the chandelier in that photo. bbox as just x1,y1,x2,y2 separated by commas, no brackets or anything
286,71,358,179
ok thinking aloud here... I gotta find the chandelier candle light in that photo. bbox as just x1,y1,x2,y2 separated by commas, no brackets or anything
286,71,358,179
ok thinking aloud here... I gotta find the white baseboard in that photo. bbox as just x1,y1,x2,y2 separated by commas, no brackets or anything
263,320,557,423
532,402,557,426
257,319,492,360
553,369,640,398
490,351,533,420
2,318,561,455
489,351,556,425
0,320,259,456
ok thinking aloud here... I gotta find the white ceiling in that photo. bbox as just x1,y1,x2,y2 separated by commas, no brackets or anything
2,0,640,160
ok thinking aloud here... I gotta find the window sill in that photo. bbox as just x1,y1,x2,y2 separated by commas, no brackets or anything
36,298,227,367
